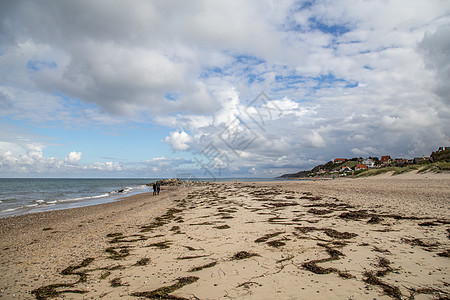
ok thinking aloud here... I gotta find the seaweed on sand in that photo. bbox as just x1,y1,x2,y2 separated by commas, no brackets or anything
189,221,215,226
214,224,231,229
363,271,402,299
372,246,391,254
339,210,371,220
301,243,353,279
232,251,260,260
108,234,148,243
267,240,286,248
105,246,131,260
305,202,353,209
367,216,383,224
302,246,344,273
188,261,217,272
254,231,284,243
220,214,234,219
140,208,183,232
135,257,151,266
295,226,320,234
295,227,358,240
32,258,95,299
131,276,199,299
408,287,449,299
323,229,358,239
110,277,125,287
401,238,439,248
374,257,393,277
267,201,299,208
147,241,172,249
106,232,123,238
300,195,322,201
418,221,439,227
177,255,210,260
100,271,111,280
31,283,87,300
60,257,95,282
307,208,333,215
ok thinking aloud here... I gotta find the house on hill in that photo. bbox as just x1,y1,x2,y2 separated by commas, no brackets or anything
334,158,346,163
380,155,391,164
355,164,368,171
340,166,352,172
361,159,375,168
413,156,432,164
393,158,408,166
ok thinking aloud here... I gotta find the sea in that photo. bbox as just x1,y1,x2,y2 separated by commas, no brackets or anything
0,177,283,218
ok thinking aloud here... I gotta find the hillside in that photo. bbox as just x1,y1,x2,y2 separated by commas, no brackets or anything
279,149,450,179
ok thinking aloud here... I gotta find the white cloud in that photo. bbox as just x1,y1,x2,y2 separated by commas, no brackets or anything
85,161,122,171
65,151,82,164
164,130,193,151
1,0,449,177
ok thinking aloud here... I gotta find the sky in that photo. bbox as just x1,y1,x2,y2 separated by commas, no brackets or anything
0,0,449,178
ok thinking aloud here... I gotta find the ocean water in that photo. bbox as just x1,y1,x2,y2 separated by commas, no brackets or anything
0,178,155,218
0,177,284,218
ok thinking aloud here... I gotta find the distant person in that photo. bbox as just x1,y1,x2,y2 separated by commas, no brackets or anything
152,182,157,195
156,181,161,195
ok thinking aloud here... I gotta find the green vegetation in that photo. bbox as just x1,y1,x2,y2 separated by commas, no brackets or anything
280,148,449,179
355,161,450,178
431,149,450,162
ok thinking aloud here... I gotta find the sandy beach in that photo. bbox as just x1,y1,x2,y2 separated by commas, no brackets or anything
1,173,449,299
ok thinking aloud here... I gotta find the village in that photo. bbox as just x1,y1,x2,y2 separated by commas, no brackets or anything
282,146,450,178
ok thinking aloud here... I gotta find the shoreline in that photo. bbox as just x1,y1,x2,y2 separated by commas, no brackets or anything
1,175,449,299
0,178,290,219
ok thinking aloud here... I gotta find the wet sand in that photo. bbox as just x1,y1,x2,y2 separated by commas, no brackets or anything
0,174,449,299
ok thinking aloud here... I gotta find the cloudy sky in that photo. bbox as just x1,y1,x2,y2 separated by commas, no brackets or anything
1,0,449,178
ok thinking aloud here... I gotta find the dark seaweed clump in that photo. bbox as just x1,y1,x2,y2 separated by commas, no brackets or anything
32,283,87,300
254,231,284,243
32,258,95,299
110,277,125,287
363,271,402,299
339,210,371,220
232,251,260,260
105,246,131,260
148,241,172,249
140,208,183,232
188,261,217,272
301,242,354,279
267,240,286,248
308,208,333,215
60,257,95,282
131,276,199,299
437,249,450,257
214,224,231,229
135,257,151,266
323,229,358,239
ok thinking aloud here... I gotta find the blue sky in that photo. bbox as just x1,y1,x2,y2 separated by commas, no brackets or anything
0,0,449,178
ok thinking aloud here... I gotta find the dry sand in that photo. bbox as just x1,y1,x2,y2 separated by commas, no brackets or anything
0,173,449,299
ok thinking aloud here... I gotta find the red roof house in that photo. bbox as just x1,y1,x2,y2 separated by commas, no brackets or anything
380,155,391,162
334,158,346,163
355,164,368,171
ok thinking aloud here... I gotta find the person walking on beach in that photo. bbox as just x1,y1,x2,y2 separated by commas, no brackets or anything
156,181,161,195
152,182,157,195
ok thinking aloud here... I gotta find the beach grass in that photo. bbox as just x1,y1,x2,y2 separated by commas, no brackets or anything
355,161,449,178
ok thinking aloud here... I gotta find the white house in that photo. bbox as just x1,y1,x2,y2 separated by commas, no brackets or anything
362,159,375,168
